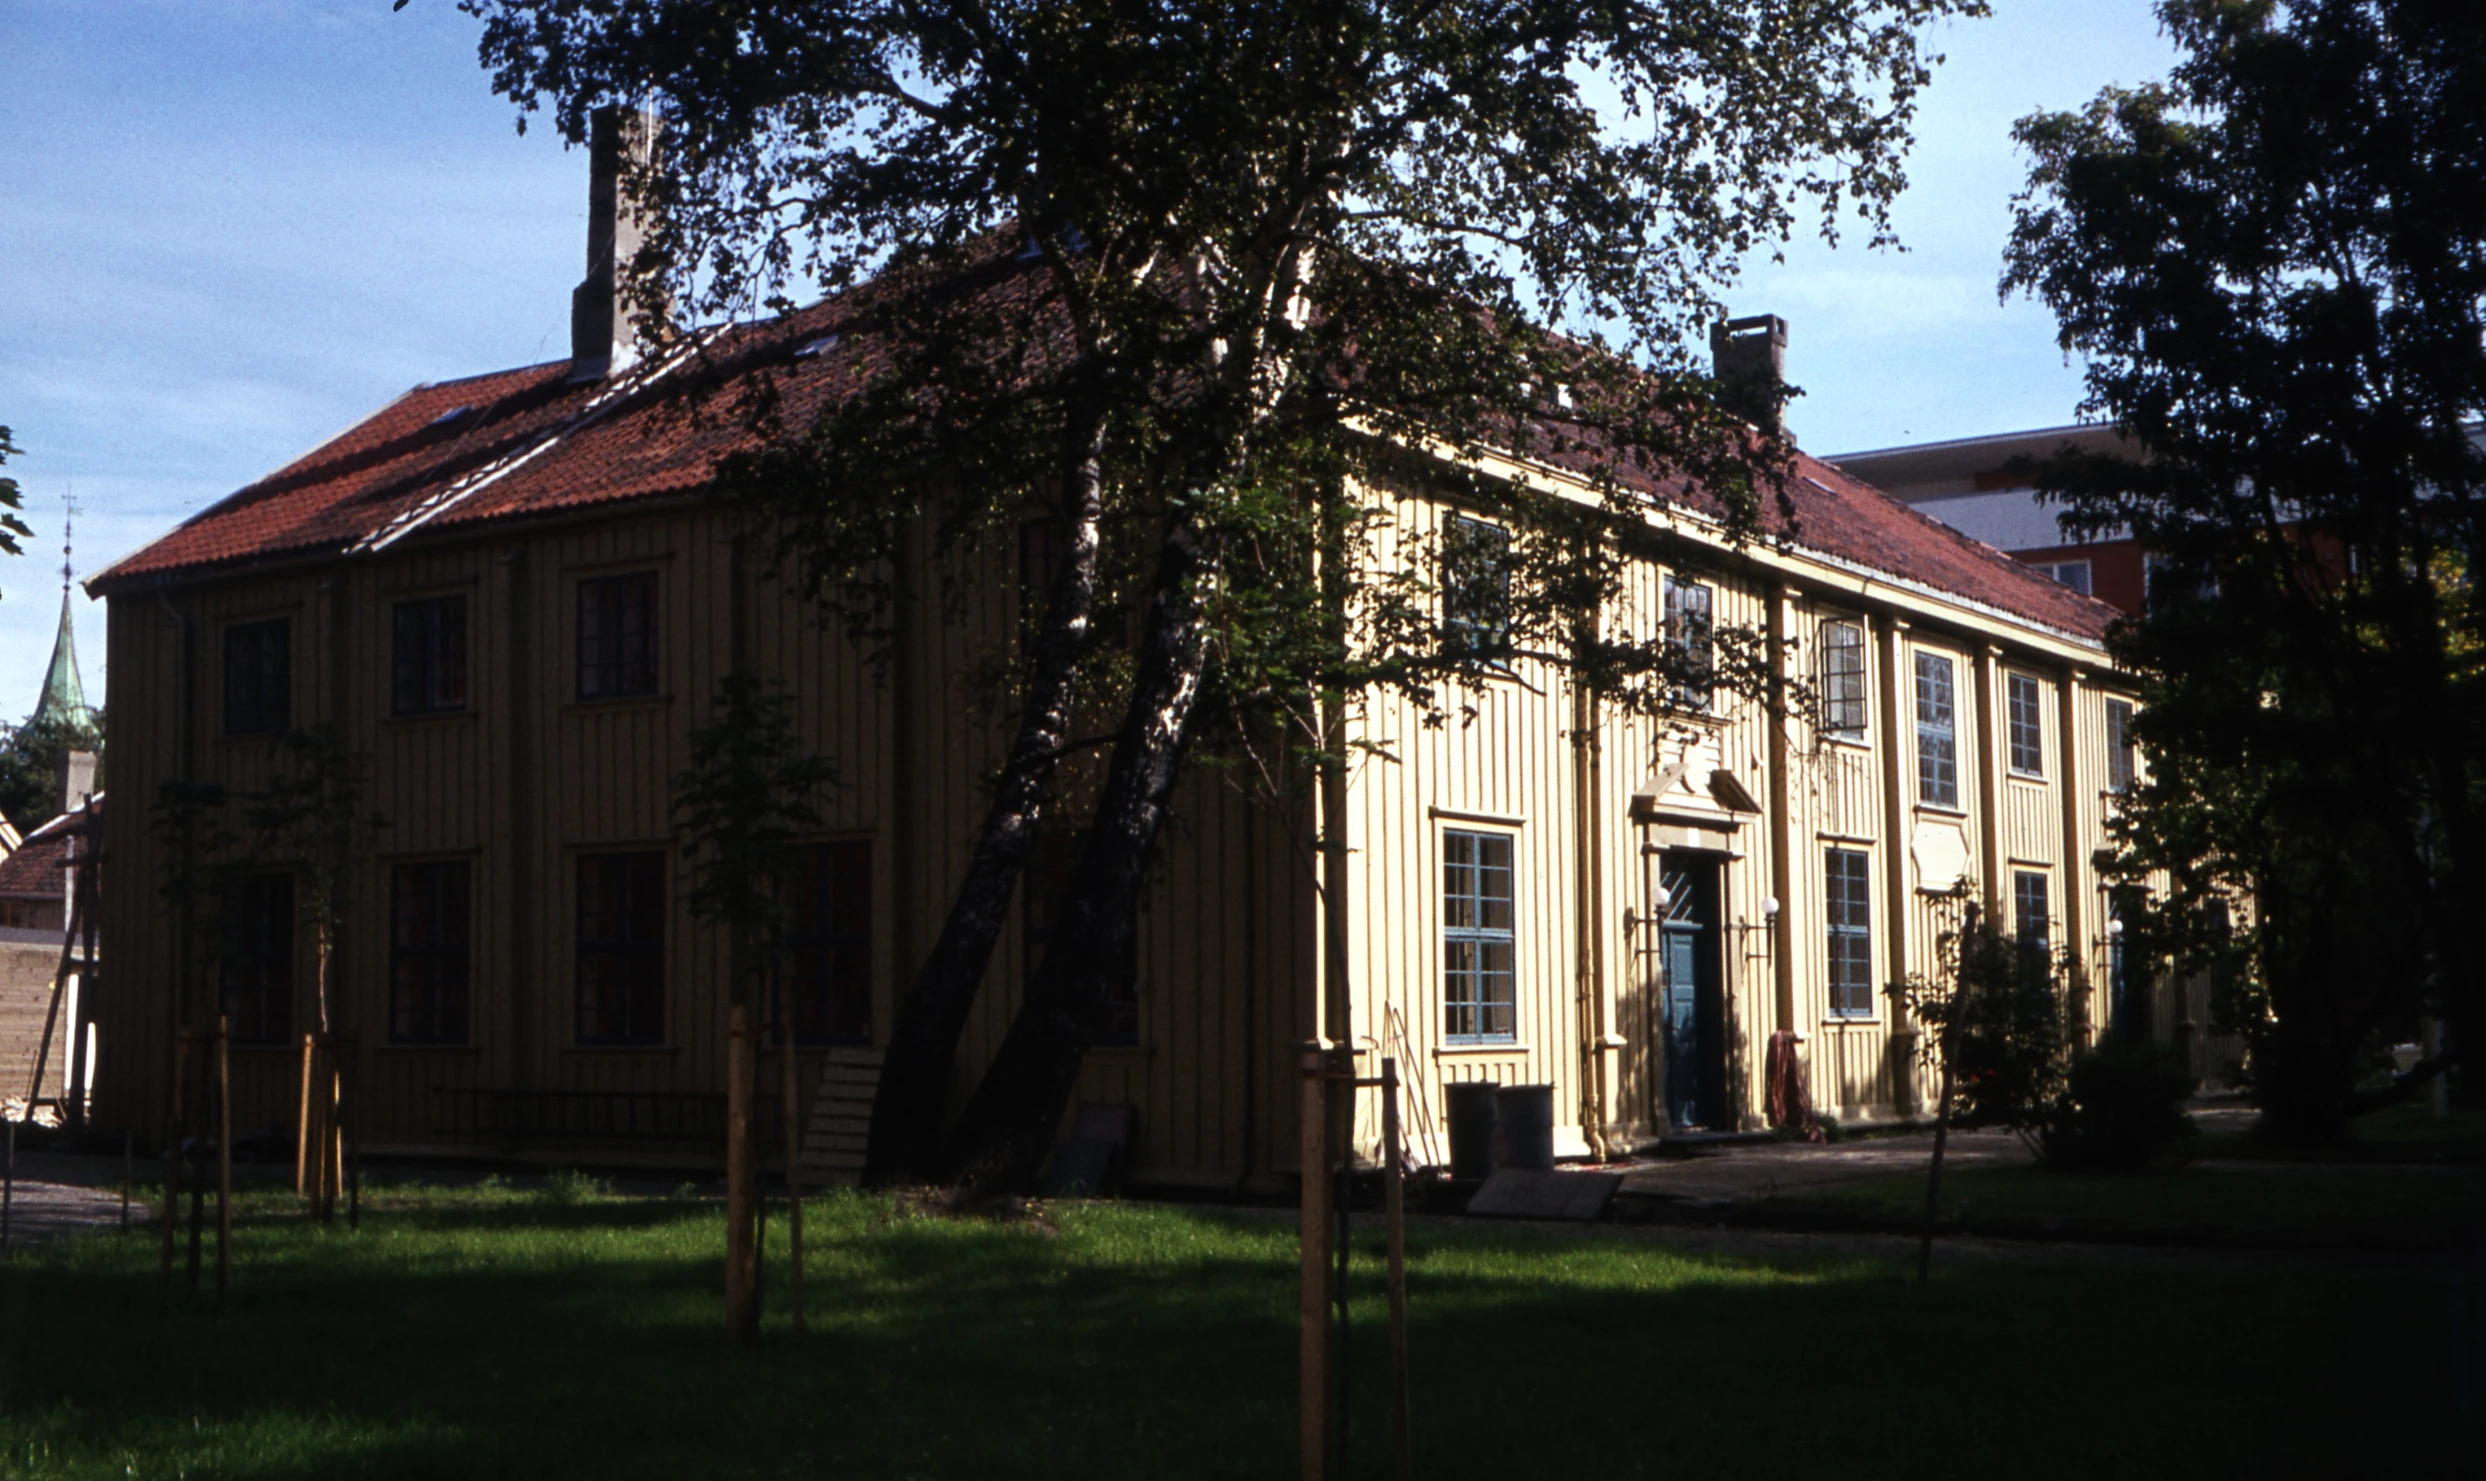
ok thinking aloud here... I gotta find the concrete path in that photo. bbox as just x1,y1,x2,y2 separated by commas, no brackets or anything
1,1176,136,1249
1615,1127,2033,1206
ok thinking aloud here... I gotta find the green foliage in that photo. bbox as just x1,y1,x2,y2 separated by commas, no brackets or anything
2041,1041,2198,1173
0,710,102,835
1888,907,2072,1150
540,1167,611,1205
669,667,838,1002
2003,0,2486,1136
0,425,32,593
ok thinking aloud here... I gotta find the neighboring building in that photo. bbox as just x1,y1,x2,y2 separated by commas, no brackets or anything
1830,425,2146,613
1,594,102,1122
85,156,2142,1181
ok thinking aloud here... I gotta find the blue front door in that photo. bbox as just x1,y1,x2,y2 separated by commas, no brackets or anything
1657,856,1722,1130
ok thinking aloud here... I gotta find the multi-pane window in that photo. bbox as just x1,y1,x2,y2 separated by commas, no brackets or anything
2106,699,2137,793
576,572,658,699
1442,517,1511,658
1442,829,1517,1043
1819,619,1866,738
2031,559,2093,595
1914,652,1959,808
1023,832,1140,1047
1663,575,1715,711
576,851,665,1045
219,872,294,1044
389,860,471,1044
2013,870,2051,964
785,840,872,1045
391,595,469,716
223,618,291,736
2006,671,2044,777
1825,849,1873,1019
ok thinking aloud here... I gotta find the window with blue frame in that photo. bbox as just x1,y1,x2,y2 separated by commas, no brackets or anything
1825,848,1873,1018
1442,829,1516,1043
1914,652,1959,808
2007,671,2044,777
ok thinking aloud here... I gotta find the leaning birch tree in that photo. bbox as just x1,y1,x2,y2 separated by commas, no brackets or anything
455,0,1983,1188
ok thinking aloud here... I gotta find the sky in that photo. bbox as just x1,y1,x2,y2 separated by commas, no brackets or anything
0,0,2184,715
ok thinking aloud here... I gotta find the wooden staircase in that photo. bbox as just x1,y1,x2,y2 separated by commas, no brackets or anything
798,1047,883,1184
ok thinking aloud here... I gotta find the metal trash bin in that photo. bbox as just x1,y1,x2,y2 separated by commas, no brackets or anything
1444,1081,1500,1179
1493,1083,1557,1171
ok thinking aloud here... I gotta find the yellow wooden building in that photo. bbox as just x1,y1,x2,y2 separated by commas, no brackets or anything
84,170,2141,1184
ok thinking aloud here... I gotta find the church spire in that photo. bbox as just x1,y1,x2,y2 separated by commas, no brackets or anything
31,498,90,736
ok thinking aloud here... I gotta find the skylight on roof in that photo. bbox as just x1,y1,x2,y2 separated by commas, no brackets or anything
428,405,475,427
795,334,843,359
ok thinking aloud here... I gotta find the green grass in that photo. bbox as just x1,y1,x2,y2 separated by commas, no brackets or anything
1,1187,2478,1479
1749,1159,2486,1251
2190,1100,2486,1166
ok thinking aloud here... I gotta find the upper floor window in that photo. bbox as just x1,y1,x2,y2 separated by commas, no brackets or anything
786,840,873,1046
1819,619,1866,739
219,871,294,1044
2006,671,2045,777
577,572,658,700
1663,575,1714,712
576,850,665,1045
1442,829,1517,1044
390,860,472,1044
391,594,469,716
223,618,291,736
2030,559,2093,596
1442,517,1511,659
1913,652,1959,809
1825,848,1873,1018
2106,699,2137,793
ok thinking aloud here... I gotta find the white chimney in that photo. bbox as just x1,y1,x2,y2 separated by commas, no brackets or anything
570,105,664,383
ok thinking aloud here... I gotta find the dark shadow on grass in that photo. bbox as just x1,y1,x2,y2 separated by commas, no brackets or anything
0,1200,2473,1480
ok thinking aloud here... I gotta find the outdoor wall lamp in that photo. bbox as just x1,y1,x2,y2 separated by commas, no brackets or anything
1762,896,1780,921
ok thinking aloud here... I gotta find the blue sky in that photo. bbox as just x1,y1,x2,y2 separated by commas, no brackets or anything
0,0,2181,714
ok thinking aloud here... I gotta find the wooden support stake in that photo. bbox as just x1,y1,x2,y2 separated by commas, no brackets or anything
216,1016,232,1295
295,1032,316,1199
121,1128,132,1233
782,1020,805,1338
3,1117,15,1259
1382,1058,1411,1481
186,1104,205,1293
1299,1049,1329,1481
725,1005,757,1346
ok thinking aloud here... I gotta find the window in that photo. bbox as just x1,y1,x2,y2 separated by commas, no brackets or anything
576,851,665,1044
1442,517,1511,658
223,618,291,736
1023,832,1140,1046
1663,575,1714,711
2013,871,2051,959
2030,559,2092,595
391,595,469,716
1825,849,1873,1018
2106,699,2137,793
1819,619,1866,739
1914,652,1959,808
389,861,471,1044
219,872,293,1044
1442,829,1516,1043
785,841,872,1045
2007,672,2044,777
576,572,658,699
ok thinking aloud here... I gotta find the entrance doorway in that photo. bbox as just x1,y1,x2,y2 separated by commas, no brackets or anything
1651,853,1727,1131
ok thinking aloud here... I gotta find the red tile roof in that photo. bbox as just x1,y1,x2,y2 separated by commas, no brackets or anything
0,798,97,901
93,270,2113,643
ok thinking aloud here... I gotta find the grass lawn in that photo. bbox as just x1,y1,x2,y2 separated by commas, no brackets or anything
1745,1157,2486,1251
2189,1100,2486,1166
1,1183,2477,1479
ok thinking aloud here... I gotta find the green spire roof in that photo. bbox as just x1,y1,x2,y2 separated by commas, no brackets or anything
32,589,90,734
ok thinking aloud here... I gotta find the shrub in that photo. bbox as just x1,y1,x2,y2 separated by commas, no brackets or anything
542,1167,609,1205
2042,1042,2197,1172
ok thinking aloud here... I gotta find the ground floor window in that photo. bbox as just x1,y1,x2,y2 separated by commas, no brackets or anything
1442,829,1516,1043
390,860,472,1044
2013,870,2051,967
785,840,872,1045
577,851,665,1045
1825,849,1873,1018
220,871,294,1044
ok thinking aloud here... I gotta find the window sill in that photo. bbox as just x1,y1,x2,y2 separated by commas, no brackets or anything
1911,802,1969,820
2006,770,2047,786
1434,1041,1529,1056
563,1043,681,1055
565,693,672,714
376,1042,481,1053
1821,1015,1883,1029
383,709,476,729
1822,733,1872,751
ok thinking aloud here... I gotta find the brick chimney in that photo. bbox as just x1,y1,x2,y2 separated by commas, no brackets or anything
1710,313,1788,437
570,105,664,383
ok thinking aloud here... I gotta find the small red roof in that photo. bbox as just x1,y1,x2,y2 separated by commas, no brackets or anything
0,797,97,901
94,274,2112,643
